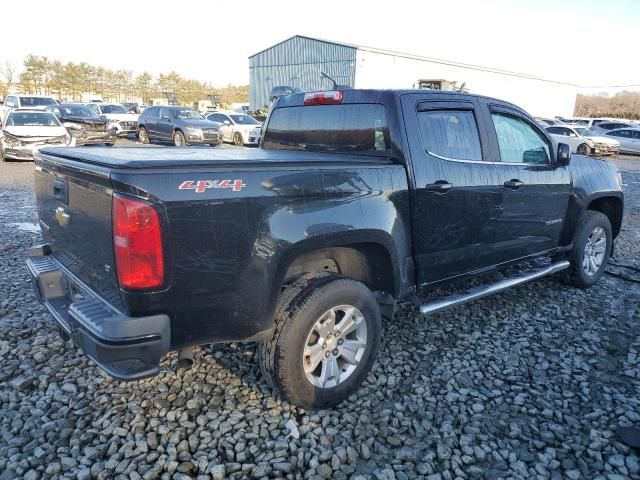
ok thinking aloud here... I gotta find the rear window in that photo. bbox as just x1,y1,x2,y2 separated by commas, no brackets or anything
263,104,390,154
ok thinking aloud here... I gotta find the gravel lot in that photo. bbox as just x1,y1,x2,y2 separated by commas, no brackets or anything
1,144,639,480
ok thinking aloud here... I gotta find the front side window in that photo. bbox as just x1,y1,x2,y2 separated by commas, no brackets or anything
86,104,100,114
547,127,563,135
417,110,482,161
491,112,550,164
263,104,390,154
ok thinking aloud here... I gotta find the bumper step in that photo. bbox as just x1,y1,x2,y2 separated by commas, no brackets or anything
420,260,570,315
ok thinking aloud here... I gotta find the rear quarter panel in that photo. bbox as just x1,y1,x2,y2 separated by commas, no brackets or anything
111,162,411,348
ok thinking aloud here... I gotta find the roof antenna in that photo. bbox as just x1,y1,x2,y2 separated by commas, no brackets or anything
320,72,338,89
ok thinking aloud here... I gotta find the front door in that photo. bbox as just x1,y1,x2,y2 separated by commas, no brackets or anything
401,94,502,284
480,101,571,263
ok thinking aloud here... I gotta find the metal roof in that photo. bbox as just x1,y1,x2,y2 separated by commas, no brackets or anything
250,35,577,87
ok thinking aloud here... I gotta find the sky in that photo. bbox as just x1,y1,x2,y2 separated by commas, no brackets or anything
2,0,639,94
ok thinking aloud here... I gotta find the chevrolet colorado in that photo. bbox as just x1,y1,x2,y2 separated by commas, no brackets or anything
28,90,624,408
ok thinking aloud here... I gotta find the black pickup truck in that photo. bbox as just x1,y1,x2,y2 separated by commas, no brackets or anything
28,89,623,408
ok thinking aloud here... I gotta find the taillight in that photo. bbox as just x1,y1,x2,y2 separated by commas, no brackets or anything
112,194,164,289
303,90,343,105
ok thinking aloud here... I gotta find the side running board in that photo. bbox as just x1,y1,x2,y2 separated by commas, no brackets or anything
420,260,570,315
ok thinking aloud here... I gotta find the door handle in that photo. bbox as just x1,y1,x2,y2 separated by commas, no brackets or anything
503,179,524,189
425,181,453,192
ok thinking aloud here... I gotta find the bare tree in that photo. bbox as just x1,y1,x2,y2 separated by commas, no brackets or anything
0,60,17,97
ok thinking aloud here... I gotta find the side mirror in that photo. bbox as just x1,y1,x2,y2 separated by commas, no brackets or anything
223,120,231,126
6,102,15,108
557,143,571,166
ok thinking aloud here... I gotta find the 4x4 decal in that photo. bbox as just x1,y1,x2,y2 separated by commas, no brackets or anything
178,179,246,193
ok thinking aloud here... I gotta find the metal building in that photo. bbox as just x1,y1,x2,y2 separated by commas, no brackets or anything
249,35,577,117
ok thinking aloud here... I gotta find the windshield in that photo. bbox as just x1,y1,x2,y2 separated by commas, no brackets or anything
174,109,203,120
100,104,128,114
575,128,597,136
6,112,60,127
230,114,259,125
20,97,56,107
263,104,391,155
59,106,100,119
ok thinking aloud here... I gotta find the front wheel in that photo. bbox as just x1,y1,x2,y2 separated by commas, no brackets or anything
173,130,186,147
259,273,382,409
577,143,591,155
564,211,612,288
233,132,244,146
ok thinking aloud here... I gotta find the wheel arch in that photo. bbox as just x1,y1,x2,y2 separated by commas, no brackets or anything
585,193,623,239
274,232,404,319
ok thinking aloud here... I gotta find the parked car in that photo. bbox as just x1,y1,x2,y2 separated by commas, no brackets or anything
556,117,590,126
28,90,624,408
205,111,261,146
137,105,221,146
269,85,303,103
0,95,57,126
84,103,139,137
591,121,635,132
0,109,70,161
545,125,620,155
46,104,116,146
605,128,640,154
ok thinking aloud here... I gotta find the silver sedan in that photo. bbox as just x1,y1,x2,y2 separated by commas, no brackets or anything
605,128,640,154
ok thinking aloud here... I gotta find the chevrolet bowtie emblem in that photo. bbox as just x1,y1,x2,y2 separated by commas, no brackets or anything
55,207,70,227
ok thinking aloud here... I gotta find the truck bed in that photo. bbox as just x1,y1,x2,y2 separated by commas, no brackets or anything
39,146,395,169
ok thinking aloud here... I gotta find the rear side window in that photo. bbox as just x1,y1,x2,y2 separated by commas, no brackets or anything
491,112,550,164
263,104,390,154
418,110,482,161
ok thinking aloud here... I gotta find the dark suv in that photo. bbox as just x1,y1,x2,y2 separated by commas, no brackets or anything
137,106,221,146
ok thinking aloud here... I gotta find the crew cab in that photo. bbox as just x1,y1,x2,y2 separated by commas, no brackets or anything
28,90,623,408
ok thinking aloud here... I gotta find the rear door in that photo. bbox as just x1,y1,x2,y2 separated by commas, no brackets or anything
401,94,502,284
157,108,173,140
479,100,571,262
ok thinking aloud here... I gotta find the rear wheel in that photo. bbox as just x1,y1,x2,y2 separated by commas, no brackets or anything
233,132,244,146
577,143,590,155
259,273,382,409
173,130,186,147
563,211,612,288
138,126,150,144
0,146,5,162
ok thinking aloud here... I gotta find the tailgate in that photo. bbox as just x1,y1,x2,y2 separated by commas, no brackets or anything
34,157,123,310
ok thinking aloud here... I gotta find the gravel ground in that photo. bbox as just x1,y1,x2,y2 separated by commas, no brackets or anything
0,149,639,480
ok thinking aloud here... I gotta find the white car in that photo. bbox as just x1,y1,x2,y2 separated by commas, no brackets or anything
85,103,139,136
605,128,640,155
247,126,262,145
545,125,620,156
0,109,70,161
0,94,57,126
205,111,262,146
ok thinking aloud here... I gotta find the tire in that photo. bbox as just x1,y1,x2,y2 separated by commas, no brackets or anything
173,130,186,147
105,143,115,147
0,146,5,162
233,132,244,146
563,211,612,288
259,273,382,409
577,143,590,155
209,143,219,147
138,126,150,144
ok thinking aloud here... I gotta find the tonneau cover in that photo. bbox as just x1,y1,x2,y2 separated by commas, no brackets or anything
37,147,392,169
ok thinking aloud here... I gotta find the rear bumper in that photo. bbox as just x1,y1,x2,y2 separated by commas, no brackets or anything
27,245,170,380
